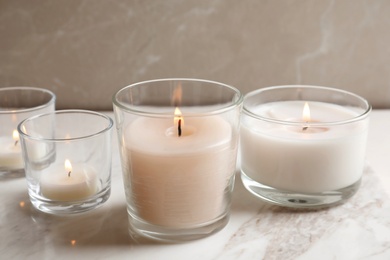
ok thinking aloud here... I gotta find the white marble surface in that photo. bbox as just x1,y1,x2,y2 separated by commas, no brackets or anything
1,111,390,259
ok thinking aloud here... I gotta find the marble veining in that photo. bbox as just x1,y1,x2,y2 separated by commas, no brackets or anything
219,165,390,259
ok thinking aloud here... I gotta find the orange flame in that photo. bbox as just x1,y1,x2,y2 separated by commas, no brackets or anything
302,102,311,122
12,130,19,142
174,107,183,127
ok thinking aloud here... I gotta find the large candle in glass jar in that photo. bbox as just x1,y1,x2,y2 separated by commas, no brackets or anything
113,78,242,242
240,86,371,208
124,111,234,227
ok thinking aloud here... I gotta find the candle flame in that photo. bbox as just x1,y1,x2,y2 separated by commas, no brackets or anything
13,130,19,146
71,240,76,246
174,107,182,119
13,130,19,141
171,83,184,137
65,159,72,176
174,107,183,124
302,102,311,122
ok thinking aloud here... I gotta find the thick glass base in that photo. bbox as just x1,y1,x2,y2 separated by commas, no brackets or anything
127,210,229,243
29,186,110,215
241,172,361,208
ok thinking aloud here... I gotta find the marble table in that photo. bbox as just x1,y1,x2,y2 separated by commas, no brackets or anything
1,111,390,259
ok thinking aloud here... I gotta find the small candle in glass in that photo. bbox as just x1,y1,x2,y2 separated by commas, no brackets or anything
0,87,55,177
18,110,113,214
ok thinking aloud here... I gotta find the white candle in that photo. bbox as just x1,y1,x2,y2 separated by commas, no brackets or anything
40,160,98,201
0,130,24,170
240,101,369,193
124,112,235,228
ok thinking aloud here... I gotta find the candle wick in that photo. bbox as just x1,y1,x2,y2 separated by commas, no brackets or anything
178,119,182,137
68,171,71,177
14,140,18,146
302,122,309,131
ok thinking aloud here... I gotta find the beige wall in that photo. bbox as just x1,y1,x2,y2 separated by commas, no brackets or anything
1,0,390,110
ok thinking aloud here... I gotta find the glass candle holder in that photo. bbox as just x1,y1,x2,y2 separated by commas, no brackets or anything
0,87,55,177
18,110,113,214
113,78,243,242
240,85,371,208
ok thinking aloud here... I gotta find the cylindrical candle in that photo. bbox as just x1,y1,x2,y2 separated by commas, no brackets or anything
40,161,98,201
240,86,371,208
113,78,243,242
125,116,234,227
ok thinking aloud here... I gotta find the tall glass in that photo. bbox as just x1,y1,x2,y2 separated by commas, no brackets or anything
113,78,243,242
0,87,55,177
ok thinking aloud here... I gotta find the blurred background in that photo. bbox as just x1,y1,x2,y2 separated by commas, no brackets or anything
1,0,389,110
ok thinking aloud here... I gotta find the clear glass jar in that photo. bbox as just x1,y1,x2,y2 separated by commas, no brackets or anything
113,78,243,242
240,85,371,208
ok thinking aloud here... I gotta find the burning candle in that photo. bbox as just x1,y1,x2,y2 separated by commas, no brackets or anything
0,130,24,170
40,159,98,201
241,100,368,193
240,85,371,208
124,107,235,227
114,78,242,240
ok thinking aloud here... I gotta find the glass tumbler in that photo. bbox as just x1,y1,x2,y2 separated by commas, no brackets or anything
113,78,243,242
18,110,113,214
0,87,55,177
240,85,371,208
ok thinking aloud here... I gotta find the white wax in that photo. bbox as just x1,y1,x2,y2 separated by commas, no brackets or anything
240,101,369,193
0,137,24,170
124,116,235,228
40,164,98,201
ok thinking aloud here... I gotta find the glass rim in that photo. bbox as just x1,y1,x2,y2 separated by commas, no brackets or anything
243,85,372,126
18,109,114,142
0,86,56,114
112,78,243,117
